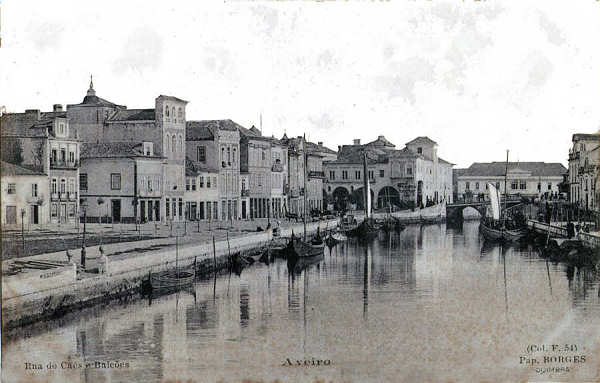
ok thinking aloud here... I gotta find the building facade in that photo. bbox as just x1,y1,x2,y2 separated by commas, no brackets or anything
568,133,599,210
186,120,241,221
1,161,50,226
1,106,80,224
79,142,164,223
184,159,219,221
456,162,567,202
324,136,453,211
68,80,188,222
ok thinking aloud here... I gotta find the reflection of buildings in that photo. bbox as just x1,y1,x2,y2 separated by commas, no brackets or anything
324,136,453,211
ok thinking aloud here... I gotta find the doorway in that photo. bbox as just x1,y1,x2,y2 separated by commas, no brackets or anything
111,199,121,223
30,205,39,224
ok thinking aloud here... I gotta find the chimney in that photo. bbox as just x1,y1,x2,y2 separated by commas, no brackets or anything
25,109,40,120
353,139,361,145
53,104,63,112
338,145,342,152
378,135,385,140
318,141,323,147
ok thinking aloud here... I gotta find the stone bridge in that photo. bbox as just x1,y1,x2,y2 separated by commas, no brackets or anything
446,200,522,221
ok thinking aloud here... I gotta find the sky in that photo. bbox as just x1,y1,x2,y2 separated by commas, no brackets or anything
1,0,599,168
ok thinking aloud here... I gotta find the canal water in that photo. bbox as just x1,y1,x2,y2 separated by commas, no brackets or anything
3,221,600,383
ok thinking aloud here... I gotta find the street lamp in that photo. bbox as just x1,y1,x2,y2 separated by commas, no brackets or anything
80,199,88,269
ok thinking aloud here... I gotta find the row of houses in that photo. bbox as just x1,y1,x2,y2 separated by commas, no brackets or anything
1,80,338,226
568,133,600,211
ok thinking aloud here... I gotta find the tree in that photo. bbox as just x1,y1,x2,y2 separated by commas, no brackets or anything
1,137,24,165
31,141,45,171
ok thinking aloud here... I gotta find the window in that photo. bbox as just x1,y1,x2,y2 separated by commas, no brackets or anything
51,149,57,163
221,147,225,162
485,183,489,190
111,173,121,190
191,177,197,191
380,169,385,178
51,204,58,217
227,147,231,163
496,182,501,190
178,135,183,153
342,170,348,180
69,151,75,163
172,107,176,119
7,183,16,194
144,142,153,156
60,148,66,163
178,107,183,119
519,181,526,190
165,134,170,153
68,204,75,217
511,181,518,190
68,178,75,193
548,182,552,191
537,182,541,191
171,135,176,153
178,198,183,217
31,183,38,197
199,176,204,188
465,182,470,190
60,179,66,193
165,105,170,117
58,123,65,135
207,177,212,188
407,167,412,175
197,146,206,162
355,171,361,180
262,151,266,161
51,178,57,193
475,182,479,190
186,178,191,191
417,147,422,154
233,148,237,165
329,171,335,180
166,198,170,216
242,178,246,191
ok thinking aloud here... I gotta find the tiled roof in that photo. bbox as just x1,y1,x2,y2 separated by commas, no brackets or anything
365,135,395,148
158,95,188,104
70,94,124,108
185,158,218,175
306,141,337,155
438,157,454,165
1,161,46,176
186,119,243,141
1,113,76,139
460,162,567,177
108,109,155,121
81,142,161,159
405,136,437,146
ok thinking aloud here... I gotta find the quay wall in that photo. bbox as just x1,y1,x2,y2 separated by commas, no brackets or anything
1,219,338,329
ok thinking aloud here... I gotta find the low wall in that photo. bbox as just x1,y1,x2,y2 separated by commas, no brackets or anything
1,219,338,329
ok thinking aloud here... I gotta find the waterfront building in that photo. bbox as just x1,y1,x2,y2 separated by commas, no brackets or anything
186,120,241,221
456,162,567,202
323,136,453,211
79,142,163,223
1,106,80,224
184,159,219,221
67,79,188,222
568,133,600,210
1,161,49,226
280,135,327,216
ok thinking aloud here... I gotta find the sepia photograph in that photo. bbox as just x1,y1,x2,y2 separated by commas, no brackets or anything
1,1,599,382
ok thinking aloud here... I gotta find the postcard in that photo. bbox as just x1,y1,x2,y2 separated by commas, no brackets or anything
1,1,599,382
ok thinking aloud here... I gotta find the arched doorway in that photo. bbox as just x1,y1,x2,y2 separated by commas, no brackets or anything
332,187,350,211
377,186,400,210
352,187,375,211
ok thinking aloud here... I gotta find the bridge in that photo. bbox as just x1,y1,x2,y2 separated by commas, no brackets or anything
446,199,522,221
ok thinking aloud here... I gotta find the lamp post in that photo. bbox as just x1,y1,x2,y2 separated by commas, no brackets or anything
80,199,88,269
20,208,26,256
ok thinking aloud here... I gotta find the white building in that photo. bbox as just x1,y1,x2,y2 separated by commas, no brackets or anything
456,162,567,201
1,161,50,227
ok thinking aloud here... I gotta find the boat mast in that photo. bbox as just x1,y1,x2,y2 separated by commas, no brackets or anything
503,150,509,225
303,134,307,242
363,151,369,220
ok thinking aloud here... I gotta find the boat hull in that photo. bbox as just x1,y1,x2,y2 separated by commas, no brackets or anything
291,239,324,258
151,270,195,289
479,221,527,242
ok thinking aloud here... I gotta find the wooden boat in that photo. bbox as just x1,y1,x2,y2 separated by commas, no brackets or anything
346,152,381,242
151,268,195,289
310,227,325,249
287,253,324,274
338,214,359,235
150,236,195,290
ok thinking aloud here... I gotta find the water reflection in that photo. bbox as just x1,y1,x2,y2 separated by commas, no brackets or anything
3,221,600,383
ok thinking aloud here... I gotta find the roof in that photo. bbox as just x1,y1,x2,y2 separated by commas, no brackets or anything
186,119,243,141
158,95,188,104
405,136,437,146
365,135,395,148
572,133,600,142
80,142,161,159
107,109,155,122
185,158,218,176
438,157,454,166
305,141,337,155
1,112,76,139
460,162,567,177
238,124,271,141
1,161,46,176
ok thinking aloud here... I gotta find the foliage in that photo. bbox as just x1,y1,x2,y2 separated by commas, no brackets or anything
1,137,24,165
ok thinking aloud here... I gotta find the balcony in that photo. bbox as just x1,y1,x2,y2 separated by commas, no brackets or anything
308,170,325,179
50,160,79,169
241,189,250,197
272,163,284,172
